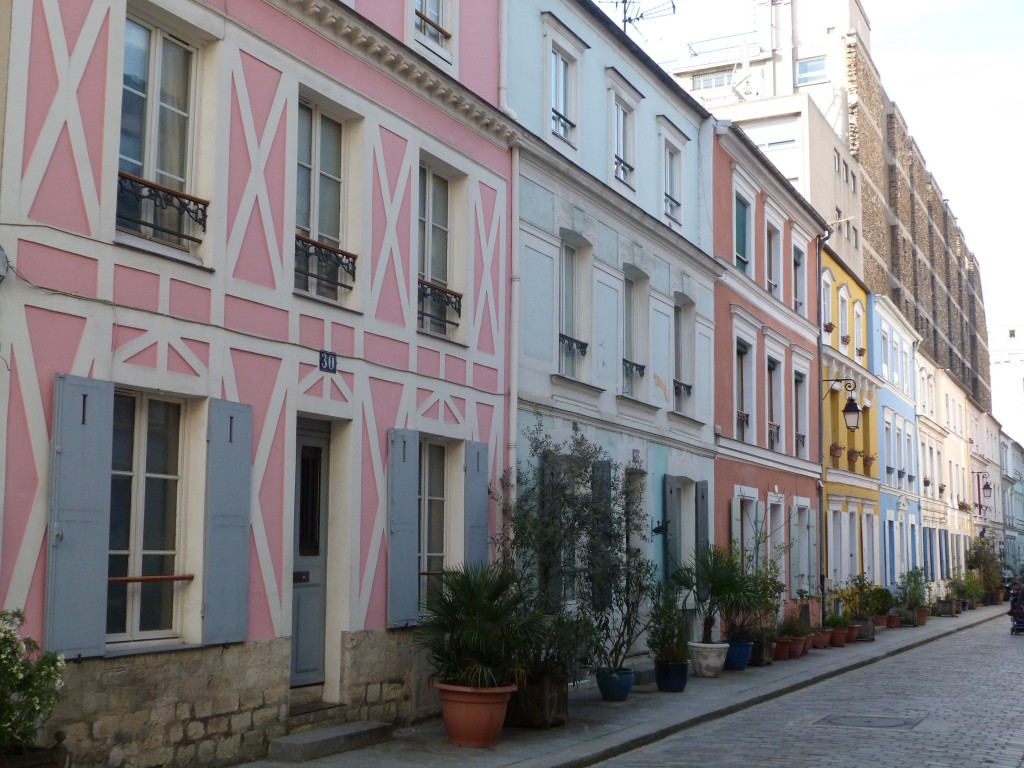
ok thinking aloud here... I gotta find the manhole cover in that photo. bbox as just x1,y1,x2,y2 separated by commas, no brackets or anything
815,715,923,729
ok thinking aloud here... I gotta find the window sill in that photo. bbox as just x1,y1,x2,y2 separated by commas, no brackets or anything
104,639,204,658
616,394,660,419
414,35,454,67
114,230,212,272
668,409,704,431
550,373,604,401
416,327,469,350
293,289,363,317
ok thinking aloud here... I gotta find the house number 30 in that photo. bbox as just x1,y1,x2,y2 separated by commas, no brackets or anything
318,350,337,373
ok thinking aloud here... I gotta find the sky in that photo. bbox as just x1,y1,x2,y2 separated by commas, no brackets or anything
599,0,1024,328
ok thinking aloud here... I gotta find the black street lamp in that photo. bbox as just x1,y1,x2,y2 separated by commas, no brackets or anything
972,470,992,504
822,378,861,431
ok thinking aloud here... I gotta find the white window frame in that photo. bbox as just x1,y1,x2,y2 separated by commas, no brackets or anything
733,169,758,278
409,0,459,70
542,13,587,155
732,306,759,444
418,438,448,605
294,100,350,301
117,16,199,252
658,116,688,229
417,162,454,336
764,199,784,301
821,268,834,334
607,68,643,192
107,391,186,644
881,329,890,379
797,56,827,86
837,285,850,352
853,301,864,355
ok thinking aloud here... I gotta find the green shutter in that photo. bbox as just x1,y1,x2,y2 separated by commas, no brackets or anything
45,374,114,658
590,459,614,611
730,497,742,546
695,480,709,553
808,509,818,596
663,475,684,577
788,506,799,599
735,195,748,269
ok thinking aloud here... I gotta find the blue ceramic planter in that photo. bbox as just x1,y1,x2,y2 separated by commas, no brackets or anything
595,668,634,701
723,640,754,671
653,660,689,692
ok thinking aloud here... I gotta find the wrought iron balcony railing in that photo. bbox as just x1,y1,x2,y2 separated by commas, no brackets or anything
418,279,462,334
294,235,357,297
117,171,209,246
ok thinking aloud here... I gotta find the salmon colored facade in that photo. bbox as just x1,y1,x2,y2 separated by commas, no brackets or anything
711,125,825,620
0,0,515,763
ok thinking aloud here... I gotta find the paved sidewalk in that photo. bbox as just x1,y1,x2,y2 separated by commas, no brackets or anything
248,604,1007,768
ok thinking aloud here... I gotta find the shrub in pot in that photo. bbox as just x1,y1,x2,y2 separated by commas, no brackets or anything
822,613,850,646
867,585,895,628
672,545,754,677
647,582,689,691
416,562,544,747
895,567,926,625
0,610,66,764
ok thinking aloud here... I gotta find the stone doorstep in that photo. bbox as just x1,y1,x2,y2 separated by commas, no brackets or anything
268,721,394,762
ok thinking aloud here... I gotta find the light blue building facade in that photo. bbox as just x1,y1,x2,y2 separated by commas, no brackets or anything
869,294,923,588
504,0,722,584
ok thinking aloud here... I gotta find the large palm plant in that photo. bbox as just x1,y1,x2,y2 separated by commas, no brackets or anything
416,561,545,688
671,544,756,644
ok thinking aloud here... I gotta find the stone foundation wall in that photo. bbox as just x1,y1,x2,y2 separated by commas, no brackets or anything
338,629,438,725
41,638,290,768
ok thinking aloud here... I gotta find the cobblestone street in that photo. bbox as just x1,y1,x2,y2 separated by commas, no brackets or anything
597,618,1024,768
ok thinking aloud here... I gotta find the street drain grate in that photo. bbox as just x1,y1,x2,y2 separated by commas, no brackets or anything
815,715,923,729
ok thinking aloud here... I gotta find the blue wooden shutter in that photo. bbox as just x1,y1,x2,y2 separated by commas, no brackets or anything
695,480,709,552
808,509,818,596
388,429,420,628
730,497,742,546
788,506,799,599
203,399,252,645
663,475,683,577
464,441,490,565
541,455,564,603
590,459,614,611
45,374,114,657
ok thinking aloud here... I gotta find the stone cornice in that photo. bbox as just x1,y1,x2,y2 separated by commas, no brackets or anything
273,0,521,146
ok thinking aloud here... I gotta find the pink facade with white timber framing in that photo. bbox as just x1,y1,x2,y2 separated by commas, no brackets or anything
711,124,825,618
0,0,515,763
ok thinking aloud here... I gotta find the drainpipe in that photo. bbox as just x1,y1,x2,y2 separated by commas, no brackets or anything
816,227,832,612
497,0,517,119
505,142,521,541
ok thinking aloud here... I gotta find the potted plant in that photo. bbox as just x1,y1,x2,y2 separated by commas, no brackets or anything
494,422,605,728
671,544,754,678
856,346,866,356
895,567,927,626
829,443,844,458
840,334,851,345
723,536,785,669
967,536,1004,604
823,321,835,333
580,546,658,701
964,571,983,608
842,574,876,641
822,613,850,646
862,453,876,470
867,586,895,628
937,482,946,495
416,562,544,747
957,499,973,513
0,610,66,766
646,582,689,692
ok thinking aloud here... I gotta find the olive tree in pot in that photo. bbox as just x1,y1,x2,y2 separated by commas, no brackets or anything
646,583,689,691
415,562,544,747
493,422,599,728
671,544,754,677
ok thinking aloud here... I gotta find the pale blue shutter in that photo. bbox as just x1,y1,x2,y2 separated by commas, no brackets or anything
788,506,799,599
808,509,818,596
754,501,765,543
388,429,420,628
730,497,741,546
695,480,709,552
663,475,683,576
591,459,614,611
45,374,114,657
464,441,490,565
203,399,252,645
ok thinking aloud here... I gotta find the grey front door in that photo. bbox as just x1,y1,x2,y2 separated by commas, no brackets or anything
291,431,329,686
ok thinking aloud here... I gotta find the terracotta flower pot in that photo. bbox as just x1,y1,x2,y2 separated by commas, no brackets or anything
845,623,861,644
435,681,517,747
873,614,888,628
886,614,900,628
812,629,830,649
772,637,791,661
829,628,847,647
788,636,805,657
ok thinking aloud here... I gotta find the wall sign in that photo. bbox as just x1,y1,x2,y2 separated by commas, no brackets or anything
318,350,337,373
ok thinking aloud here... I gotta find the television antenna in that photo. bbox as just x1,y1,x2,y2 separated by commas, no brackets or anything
599,0,676,34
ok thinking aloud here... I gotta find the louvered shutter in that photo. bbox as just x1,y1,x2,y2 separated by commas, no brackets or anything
464,441,490,565
387,429,420,628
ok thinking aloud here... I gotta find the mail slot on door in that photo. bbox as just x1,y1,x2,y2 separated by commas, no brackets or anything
293,570,310,584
